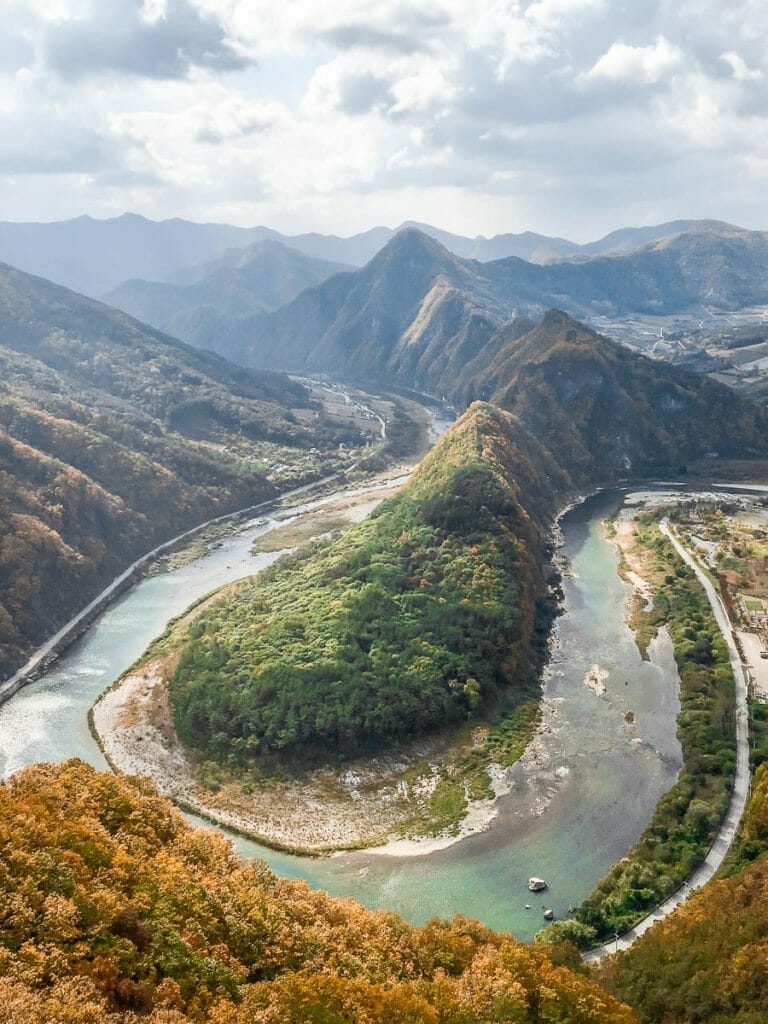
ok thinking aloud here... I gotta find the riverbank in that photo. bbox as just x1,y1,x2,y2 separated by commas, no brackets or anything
1,482,688,937
0,382,442,711
543,495,753,953
584,517,751,961
90,470,545,856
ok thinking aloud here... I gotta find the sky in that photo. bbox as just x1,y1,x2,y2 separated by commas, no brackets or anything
2,0,768,240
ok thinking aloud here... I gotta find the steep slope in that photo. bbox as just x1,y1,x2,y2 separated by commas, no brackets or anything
0,263,350,679
599,761,768,1023
103,239,351,341
222,228,515,372
473,310,768,479
607,849,768,1022
206,227,768,381
169,402,566,766
0,760,637,1024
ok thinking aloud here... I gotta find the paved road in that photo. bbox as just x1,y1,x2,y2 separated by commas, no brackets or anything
584,519,751,961
0,469,348,708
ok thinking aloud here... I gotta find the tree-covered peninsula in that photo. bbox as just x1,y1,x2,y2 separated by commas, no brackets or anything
169,403,556,767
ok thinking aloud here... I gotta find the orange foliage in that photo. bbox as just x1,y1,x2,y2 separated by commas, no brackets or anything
0,761,637,1024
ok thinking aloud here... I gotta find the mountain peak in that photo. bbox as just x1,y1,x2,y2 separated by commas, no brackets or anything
540,308,581,332
375,225,454,264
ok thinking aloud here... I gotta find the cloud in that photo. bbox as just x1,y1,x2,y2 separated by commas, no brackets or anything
1,0,768,240
42,0,250,80
721,51,762,82
317,23,430,54
587,35,684,85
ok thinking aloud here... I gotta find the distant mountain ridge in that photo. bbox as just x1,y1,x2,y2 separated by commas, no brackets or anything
0,211,751,297
202,227,768,394
102,239,351,339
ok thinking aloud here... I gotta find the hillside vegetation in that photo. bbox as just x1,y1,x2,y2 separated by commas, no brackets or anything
606,772,768,1024
484,310,768,479
0,760,638,1024
0,263,356,679
169,404,561,766
167,310,768,774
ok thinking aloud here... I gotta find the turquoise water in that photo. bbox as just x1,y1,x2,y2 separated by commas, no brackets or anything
0,489,684,940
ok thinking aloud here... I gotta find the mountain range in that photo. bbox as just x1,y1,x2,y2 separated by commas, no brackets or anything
3,222,768,1023
182,226,768,398
0,211,744,297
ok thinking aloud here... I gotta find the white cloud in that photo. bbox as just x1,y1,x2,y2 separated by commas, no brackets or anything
0,1,767,239
587,35,684,85
721,51,762,82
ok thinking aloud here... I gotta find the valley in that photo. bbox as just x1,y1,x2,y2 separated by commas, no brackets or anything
7,0,768,1016
0,471,692,938
4,216,768,1023
4,454,765,952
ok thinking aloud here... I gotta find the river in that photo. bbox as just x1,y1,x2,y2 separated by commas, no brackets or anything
0,483,695,941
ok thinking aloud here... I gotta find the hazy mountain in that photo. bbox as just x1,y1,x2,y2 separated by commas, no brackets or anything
210,226,768,392
0,212,275,296
0,211,751,300
577,218,741,257
103,239,351,338
0,262,348,678
400,221,580,262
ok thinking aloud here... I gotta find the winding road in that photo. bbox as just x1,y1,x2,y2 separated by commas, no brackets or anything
0,469,351,709
585,518,751,961
0,383,408,710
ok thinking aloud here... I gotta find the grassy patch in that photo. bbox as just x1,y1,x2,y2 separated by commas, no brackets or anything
251,514,351,553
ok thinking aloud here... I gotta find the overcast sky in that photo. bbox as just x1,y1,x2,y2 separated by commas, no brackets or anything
2,0,767,239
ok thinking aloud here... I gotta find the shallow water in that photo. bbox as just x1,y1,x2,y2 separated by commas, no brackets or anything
0,488,687,939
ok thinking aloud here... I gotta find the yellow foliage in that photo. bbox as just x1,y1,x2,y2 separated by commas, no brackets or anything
0,761,637,1024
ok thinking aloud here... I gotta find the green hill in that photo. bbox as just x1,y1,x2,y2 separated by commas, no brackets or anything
169,403,563,766
165,310,768,770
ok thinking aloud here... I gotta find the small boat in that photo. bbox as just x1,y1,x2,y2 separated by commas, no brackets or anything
543,908,554,920
528,877,548,892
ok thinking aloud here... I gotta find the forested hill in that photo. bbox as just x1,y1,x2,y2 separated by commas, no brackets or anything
169,402,566,766
478,310,768,479
0,262,353,680
165,309,768,769
0,760,637,1024
605,765,768,1023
